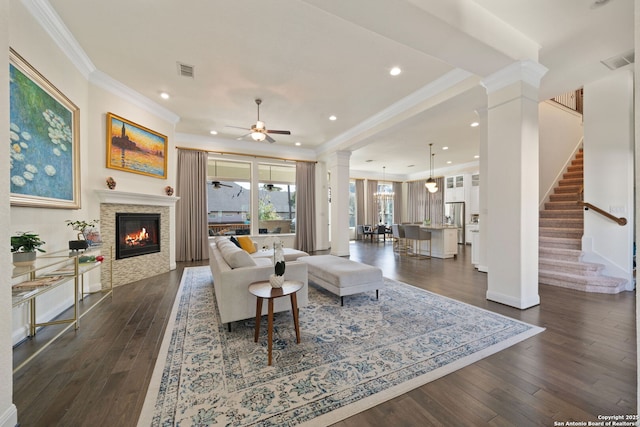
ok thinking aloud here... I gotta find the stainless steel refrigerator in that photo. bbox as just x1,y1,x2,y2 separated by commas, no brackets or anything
444,202,465,244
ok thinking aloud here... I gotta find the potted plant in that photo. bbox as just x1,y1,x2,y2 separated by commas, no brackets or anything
66,219,99,250
11,231,46,266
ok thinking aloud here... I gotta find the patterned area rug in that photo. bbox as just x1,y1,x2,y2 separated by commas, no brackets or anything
138,266,543,426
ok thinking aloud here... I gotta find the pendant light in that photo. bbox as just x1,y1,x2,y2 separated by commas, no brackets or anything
425,143,438,193
374,166,395,201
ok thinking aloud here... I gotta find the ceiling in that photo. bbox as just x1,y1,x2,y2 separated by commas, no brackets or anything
42,0,634,179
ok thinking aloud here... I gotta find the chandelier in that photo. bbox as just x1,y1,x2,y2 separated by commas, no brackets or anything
374,166,395,202
425,143,438,193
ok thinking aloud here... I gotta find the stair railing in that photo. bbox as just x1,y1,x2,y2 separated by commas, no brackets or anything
578,186,627,226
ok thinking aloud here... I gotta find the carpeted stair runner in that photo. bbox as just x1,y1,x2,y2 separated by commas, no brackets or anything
538,149,627,293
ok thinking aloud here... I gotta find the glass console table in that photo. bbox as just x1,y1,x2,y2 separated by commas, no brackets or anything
11,246,113,373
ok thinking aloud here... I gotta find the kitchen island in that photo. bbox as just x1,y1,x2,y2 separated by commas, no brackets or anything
415,226,459,259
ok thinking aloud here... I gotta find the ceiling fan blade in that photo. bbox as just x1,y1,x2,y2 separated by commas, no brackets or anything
266,129,291,135
225,125,251,131
265,134,276,143
236,133,251,140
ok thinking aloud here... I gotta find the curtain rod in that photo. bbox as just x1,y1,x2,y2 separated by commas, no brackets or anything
175,146,317,164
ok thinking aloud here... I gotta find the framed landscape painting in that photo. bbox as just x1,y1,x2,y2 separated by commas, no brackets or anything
9,48,81,209
106,113,168,179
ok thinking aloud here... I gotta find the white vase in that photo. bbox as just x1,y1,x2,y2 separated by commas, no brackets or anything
269,274,284,288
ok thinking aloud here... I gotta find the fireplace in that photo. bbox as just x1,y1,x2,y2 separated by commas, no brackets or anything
115,213,161,260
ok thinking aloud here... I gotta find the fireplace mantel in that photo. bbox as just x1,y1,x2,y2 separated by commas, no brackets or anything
95,190,179,207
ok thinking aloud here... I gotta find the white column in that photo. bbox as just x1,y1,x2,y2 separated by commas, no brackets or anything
481,60,547,309
328,151,351,257
0,0,18,425
477,107,489,273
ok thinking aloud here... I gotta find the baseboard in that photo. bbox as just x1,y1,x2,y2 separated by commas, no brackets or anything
0,404,17,427
486,290,540,309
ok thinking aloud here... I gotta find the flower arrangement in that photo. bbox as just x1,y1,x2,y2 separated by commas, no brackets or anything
263,237,286,288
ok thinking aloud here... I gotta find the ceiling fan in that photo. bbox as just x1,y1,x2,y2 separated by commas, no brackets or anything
228,99,291,143
210,180,232,190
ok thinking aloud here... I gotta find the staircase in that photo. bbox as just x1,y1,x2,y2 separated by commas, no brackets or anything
538,149,627,293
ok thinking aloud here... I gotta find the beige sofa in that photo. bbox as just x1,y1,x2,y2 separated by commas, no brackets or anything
208,237,309,326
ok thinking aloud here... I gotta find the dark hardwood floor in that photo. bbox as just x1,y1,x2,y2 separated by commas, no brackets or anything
13,242,636,426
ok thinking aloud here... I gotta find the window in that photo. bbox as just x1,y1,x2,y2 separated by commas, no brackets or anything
258,163,296,234
207,156,298,236
376,182,394,225
348,181,356,227
207,159,251,236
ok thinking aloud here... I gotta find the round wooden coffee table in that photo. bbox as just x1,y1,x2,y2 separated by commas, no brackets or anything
248,280,303,366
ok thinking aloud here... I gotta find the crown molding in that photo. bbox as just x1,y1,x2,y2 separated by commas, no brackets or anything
481,60,548,94
315,68,475,156
25,0,180,125
90,70,180,124
22,0,96,78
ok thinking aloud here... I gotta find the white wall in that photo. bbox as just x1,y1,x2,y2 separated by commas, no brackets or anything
7,0,181,351
582,70,634,287
539,101,584,206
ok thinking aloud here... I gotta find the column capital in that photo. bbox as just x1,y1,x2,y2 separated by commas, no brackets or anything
481,60,548,94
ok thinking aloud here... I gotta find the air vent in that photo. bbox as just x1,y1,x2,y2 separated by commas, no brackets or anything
601,49,635,70
177,62,195,78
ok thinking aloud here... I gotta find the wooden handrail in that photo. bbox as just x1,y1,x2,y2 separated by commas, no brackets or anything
577,186,627,225
577,201,627,226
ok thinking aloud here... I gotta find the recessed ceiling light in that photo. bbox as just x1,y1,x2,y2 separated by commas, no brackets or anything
329,115,337,121
442,146,449,150
474,155,480,159
160,92,170,100
390,67,402,76
295,142,301,146
470,121,479,127
210,130,218,135
446,161,452,164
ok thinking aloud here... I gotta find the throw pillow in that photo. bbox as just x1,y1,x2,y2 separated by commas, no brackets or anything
227,248,257,268
237,236,257,253
229,236,242,248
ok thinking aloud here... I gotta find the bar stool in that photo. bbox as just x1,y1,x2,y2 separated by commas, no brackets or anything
404,225,431,259
391,224,407,254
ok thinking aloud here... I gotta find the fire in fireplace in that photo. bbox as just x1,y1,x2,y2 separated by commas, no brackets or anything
115,213,160,260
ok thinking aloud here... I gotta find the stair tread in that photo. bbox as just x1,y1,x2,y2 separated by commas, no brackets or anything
539,270,627,286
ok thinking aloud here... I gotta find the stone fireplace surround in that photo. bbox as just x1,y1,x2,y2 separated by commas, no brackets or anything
96,190,179,287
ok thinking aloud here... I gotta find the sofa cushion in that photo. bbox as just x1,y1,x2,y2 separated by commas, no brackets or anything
237,236,257,253
253,257,272,267
229,236,242,248
219,243,256,268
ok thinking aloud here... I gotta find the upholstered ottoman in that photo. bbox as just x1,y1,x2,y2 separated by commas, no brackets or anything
298,255,383,305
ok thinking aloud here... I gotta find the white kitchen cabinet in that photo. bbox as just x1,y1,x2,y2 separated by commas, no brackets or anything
444,175,464,202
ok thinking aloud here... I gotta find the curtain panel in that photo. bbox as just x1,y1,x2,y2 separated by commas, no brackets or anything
294,162,316,253
393,181,403,223
355,179,365,226
366,180,378,225
176,149,209,261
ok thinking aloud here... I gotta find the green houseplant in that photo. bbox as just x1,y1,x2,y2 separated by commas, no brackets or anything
66,219,99,250
11,231,46,266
